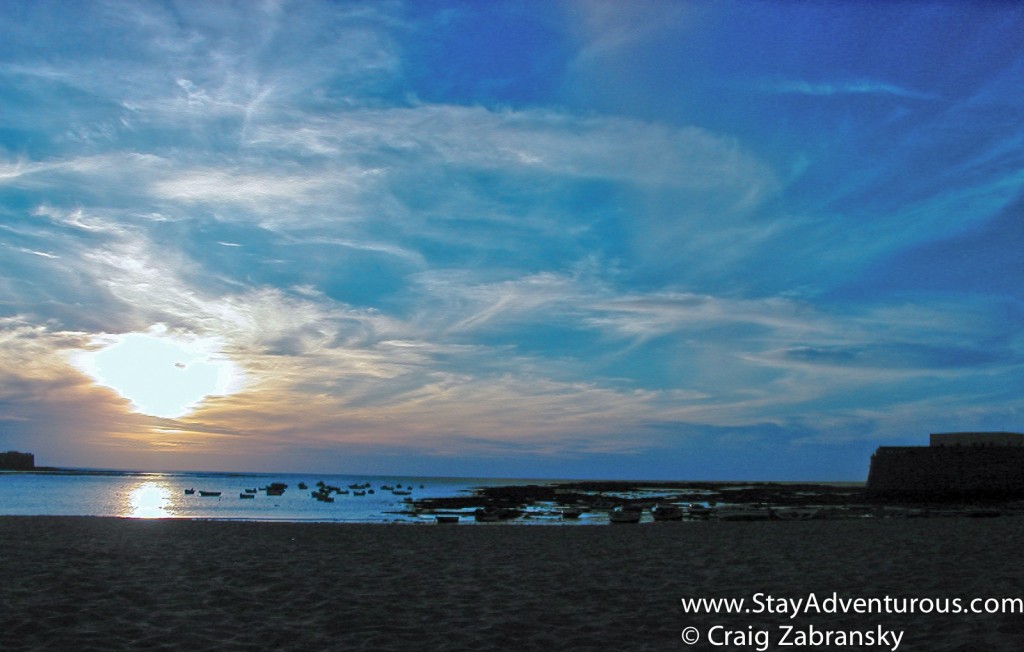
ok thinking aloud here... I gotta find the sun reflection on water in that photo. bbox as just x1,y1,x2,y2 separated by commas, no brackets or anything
122,481,174,519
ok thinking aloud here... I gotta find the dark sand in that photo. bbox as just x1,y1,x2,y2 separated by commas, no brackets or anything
1,516,1022,651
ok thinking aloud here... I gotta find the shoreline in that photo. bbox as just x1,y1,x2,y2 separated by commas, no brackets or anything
3,515,1023,650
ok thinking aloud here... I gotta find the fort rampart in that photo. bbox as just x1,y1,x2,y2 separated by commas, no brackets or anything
867,445,1024,500
0,451,35,471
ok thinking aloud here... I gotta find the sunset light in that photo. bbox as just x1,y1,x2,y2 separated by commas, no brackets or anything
73,329,243,419
0,1,1021,479
2,4,1021,649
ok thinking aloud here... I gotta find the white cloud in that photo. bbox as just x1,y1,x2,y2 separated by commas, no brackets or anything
765,79,937,100
253,104,777,196
150,168,332,206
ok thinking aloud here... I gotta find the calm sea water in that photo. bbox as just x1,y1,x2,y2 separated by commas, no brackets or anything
0,470,561,524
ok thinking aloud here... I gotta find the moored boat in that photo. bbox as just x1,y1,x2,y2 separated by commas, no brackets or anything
608,506,643,524
772,507,820,520
473,506,521,522
239,492,254,499
198,490,222,497
264,483,287,496
715,505,772,521
651,504,684,521
687,503,714,519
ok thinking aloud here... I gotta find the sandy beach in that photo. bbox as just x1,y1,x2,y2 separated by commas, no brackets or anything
1,516,1022,651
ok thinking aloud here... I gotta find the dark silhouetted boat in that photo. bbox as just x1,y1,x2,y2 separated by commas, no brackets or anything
652,504,683,521
264,483,287,496
608,507,642,524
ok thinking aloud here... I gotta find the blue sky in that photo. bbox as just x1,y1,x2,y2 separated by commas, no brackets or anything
1,1,1022,479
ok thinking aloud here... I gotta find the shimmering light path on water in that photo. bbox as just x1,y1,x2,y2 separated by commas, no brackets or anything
0,471,595,524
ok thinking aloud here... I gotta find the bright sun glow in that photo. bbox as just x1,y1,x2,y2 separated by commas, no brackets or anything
73,326,243,419
123,481,174,519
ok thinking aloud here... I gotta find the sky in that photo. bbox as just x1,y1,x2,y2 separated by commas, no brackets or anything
1,1,1022,480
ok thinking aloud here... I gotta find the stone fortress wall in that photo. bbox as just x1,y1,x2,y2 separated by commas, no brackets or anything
867,433,1024,500
0,451,35,471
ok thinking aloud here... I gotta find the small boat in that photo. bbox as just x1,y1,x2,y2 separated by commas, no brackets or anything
264,482,287,496
687,503,714,519
474,507,501,522
715,506,772,521
651,504,684,521
473,507,521,522
184,488,195,495
392,490,412,496
772,507,820,520
311,488,336,502
560,508,583,520
243,488,257,494
435,515,460,524
199,490,222,497
608,507,642,524
297,482,308,490
239,492,254,499
380,485,394,491
352,490,366,496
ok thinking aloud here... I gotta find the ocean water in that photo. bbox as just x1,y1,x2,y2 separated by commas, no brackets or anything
0,470,555,524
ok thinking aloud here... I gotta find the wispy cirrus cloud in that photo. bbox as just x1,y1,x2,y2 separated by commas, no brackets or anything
763,78,938,100
2,1,1022,479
